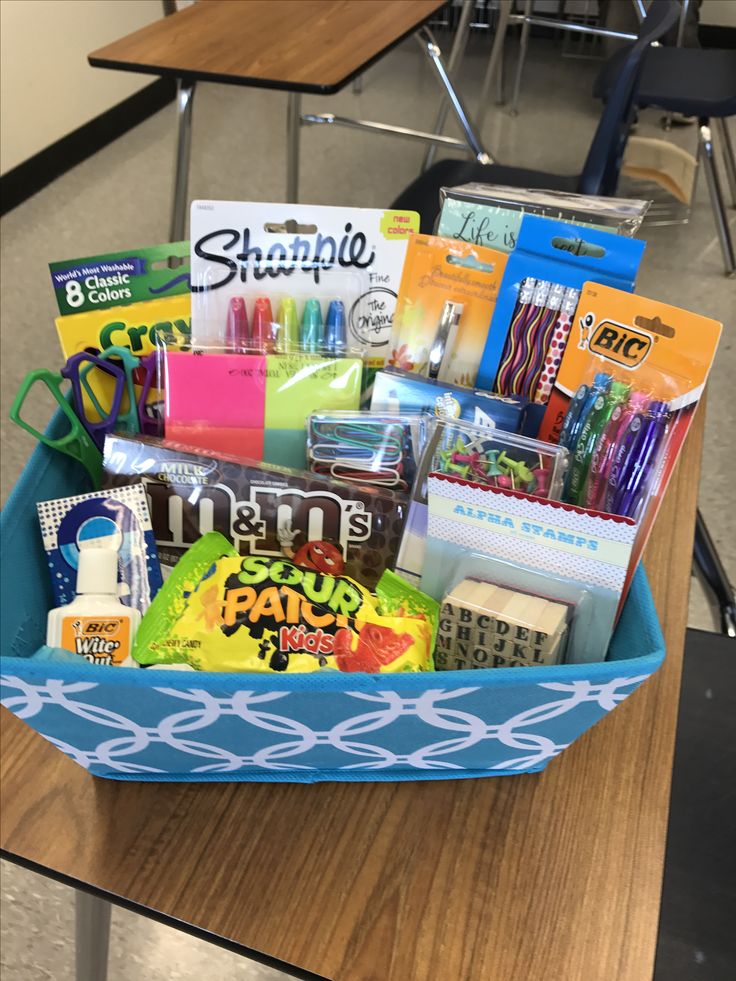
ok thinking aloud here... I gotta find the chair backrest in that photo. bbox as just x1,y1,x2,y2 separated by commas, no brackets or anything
578,0,681,196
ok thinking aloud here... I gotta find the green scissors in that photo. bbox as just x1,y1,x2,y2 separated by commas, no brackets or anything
10,369,103,486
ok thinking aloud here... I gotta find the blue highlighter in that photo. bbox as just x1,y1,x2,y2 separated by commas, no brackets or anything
560,372,612,496
325,300,347,355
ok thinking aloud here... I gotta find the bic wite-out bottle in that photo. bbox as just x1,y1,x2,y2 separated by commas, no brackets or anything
46,548,140,667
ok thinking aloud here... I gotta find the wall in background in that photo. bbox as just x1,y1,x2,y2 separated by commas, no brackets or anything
0,0,164,175
701,0,736,28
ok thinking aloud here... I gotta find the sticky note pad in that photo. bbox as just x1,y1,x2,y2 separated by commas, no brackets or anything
265,355,362,430
164,351,266,428
263,429,307,469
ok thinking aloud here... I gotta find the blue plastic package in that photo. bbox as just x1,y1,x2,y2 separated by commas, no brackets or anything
370,367,528,434
476,216,645,435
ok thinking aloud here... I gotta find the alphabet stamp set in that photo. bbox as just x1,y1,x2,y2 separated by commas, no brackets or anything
10,193,720,676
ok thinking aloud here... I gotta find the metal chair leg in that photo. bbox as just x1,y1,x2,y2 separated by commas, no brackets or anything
169,79,196,243
510,0,533,116
693,509,736,638
714,117,736,209
698,121,736,276
422,0,474,172
286,92,302,203
415,27,493,164
476,0,512,131
75,890,111,981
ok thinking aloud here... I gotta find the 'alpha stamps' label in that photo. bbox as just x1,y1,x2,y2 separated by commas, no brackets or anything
60,616,130,665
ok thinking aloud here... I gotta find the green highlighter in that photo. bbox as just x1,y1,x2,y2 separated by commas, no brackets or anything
567,380,631,506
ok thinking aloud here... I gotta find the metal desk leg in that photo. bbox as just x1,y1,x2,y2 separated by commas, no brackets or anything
476,0,512,132
169,79,196,243
75,890,111,981
422,0,474,172
714,117,736,209
286,92,302,203
510,0,533,116
699,121,736,277
416,27,493,165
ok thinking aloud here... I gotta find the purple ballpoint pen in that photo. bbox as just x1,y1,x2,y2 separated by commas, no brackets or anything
604,396,648,514
611,400,670,518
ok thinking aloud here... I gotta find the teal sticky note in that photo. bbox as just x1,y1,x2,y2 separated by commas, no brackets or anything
263,429,307,470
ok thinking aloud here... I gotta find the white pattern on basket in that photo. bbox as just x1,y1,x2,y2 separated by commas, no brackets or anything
1,674,649,775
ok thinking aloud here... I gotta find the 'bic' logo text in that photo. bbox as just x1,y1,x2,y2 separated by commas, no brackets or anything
588,318,653,368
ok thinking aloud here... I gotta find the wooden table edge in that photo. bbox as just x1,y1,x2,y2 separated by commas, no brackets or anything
87,1,447,96
0,847,327,981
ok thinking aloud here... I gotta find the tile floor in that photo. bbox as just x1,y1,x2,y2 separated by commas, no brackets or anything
1,31,734,981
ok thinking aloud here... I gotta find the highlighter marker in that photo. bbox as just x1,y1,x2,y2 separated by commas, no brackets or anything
558,383,589,451
604,397,649,514
325,300,346,355
560,372,611,497
277,297,299,353
566,380,630,505
300,299,323,353
614,400,670,519
584,390,648,510
252,297,277,353
225,297,249,352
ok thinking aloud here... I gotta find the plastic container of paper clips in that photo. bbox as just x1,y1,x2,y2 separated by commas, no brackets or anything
0,414,665,783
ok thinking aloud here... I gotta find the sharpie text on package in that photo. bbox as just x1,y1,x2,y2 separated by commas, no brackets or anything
192,224,377,290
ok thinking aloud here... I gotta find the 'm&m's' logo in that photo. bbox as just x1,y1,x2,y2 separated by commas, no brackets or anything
578,313,653,368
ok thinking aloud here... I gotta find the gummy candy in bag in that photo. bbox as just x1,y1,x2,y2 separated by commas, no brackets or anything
134,532,438,673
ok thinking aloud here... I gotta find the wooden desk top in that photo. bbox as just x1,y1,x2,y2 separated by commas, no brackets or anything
0,408,703,981
88,0,446,95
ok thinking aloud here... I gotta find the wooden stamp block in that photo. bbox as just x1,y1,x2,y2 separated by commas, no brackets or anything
436,578,569,670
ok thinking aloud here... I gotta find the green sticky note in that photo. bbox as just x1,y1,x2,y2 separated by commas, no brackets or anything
264,355,362,429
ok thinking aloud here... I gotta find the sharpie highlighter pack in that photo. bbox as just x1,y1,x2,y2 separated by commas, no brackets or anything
388,234,507,387
540,282,722,602
189,201,419,368
476,215,645,431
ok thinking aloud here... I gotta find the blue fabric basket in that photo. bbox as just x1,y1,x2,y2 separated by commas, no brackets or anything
1,427,666,783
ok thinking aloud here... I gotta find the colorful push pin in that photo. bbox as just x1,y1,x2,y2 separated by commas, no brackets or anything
439,437,466,472
252,297,276,353
325,299,346,355
277,297,299,353
532,467,550,496
300,298,323,353
484,450,504,479
225,296,249,352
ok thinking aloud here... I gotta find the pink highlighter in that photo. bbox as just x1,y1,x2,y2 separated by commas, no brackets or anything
584,391,649,512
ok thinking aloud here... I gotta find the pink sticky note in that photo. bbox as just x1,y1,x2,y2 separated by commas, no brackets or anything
164,351,266,428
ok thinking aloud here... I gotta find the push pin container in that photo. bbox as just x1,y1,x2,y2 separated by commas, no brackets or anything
436,578,571,670
425,417,569,500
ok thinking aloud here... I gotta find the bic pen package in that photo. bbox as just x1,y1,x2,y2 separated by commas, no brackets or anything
49,242,190,316
160,344,362,468
476,216,645,432
370,367,528,433
436,184,649,253
102,433,407,590
539,283,722,605
189,201,419,368
388,234,507,386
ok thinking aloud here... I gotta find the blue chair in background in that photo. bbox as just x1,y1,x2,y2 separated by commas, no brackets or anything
391,0,680,230
595,45,736,276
